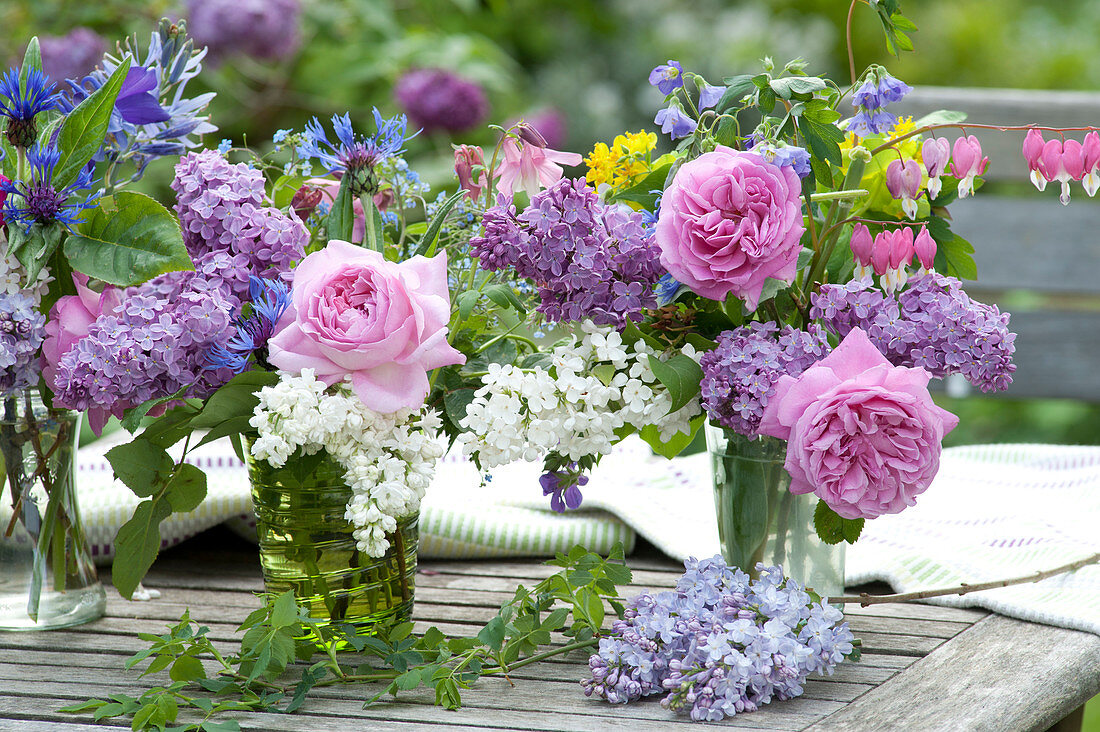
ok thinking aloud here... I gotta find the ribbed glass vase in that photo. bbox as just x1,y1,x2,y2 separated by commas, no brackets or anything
244,446,417,634
706,423,845,599
0,389,106,630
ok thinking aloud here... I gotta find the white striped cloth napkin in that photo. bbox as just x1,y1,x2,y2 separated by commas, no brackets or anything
74,434,1100,635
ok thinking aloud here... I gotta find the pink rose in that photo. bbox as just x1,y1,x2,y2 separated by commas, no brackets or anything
655,146,804,309
268,240,465,412
43,273,125,434
758,328,958,520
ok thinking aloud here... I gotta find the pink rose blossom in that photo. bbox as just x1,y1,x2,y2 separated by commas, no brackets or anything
495,138,582,199
42,273,125,434
654,146,804,309
268,240,465,412
758,328,958,520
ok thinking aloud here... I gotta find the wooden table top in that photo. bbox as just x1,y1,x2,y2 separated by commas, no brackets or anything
2,528,1099,732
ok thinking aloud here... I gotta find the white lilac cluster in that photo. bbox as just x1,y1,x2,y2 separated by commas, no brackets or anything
582,557,857,722
458,321,702,469
249,370,444,557
0,251,51,303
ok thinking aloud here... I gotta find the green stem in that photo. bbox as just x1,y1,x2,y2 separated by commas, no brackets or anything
481,639,598,675
809,188,869,203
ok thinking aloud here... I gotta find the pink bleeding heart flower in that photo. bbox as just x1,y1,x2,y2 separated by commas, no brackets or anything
914,225,937,272
1082,131,1100,197
268,240,466,413
495,138,582,199
886,158,922,219
1039,138,1084,205
920,137,951,199
870,230,892,279
758,327,959,521
1022,129,1047,192
850,223,874,279
949,135,989,199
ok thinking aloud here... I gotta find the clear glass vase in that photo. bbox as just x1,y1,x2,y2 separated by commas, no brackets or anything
0,389,106,630
244,446,417,635
706,423,845,599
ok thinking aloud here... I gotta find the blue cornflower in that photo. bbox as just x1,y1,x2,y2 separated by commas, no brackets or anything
205,276,291,373
648,60,684,95
654,105,697,140
656,273,686,306
0,67,63,148
297,110,411,196
0,144,97,232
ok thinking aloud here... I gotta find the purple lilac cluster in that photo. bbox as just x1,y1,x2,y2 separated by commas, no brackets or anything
52,152,307,418
700,322,830,437
469,180,664,327
0,293,46,395
187,0,302,63
582,556,855,722
394,69,489,134
811,273,1015,392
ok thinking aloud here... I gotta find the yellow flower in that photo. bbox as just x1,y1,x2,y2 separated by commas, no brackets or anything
585,130,661,194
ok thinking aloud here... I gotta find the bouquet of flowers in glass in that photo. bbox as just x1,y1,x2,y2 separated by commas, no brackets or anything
452,4,1029,602
0,21,215,628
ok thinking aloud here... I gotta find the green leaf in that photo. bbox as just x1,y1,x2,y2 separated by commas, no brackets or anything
21,38,42,79
638,415,705,459
799,115,845,168
456,290,478,322
59,699,107,713
928,215,977,280
53,58,131,189
416,189,466,257
106,439,174,497
270,590,299,629
285,666,324,713
647,353,703,414
168,655,206,682
769,76,827,99
192,416,255,451
757,87,777,114
65,192,191,286
714,116,739,148
915,109,968,127
165,463,207,513
362,195,386,253
443,388,476,427
191,371,278,429
326,178,355,242
476,615,506,651
122,387,191,434
607,163,673,208
139,404,200,449
12,222,64,284
716,75,757,112
113,497,172,599
892,13,918,31
813,500,864,545
584,588,605,629
483,283,526,313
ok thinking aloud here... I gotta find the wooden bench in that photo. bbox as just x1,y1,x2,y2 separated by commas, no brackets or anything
898,87,1100,402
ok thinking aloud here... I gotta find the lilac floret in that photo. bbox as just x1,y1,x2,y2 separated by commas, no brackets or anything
469,179,664,328
699,323,830,437
0,293,46,395
811,273,1016,392
581,557,855,722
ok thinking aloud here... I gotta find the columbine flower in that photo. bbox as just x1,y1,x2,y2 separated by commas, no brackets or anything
297,110,410,196
494,138,582,199
0,144,97,232
654,105,696,139
0,67,63,148
649,60,685,95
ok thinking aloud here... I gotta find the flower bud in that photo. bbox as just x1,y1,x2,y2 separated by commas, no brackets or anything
515,122,548,148
290,184,323,221
914,225,937,271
